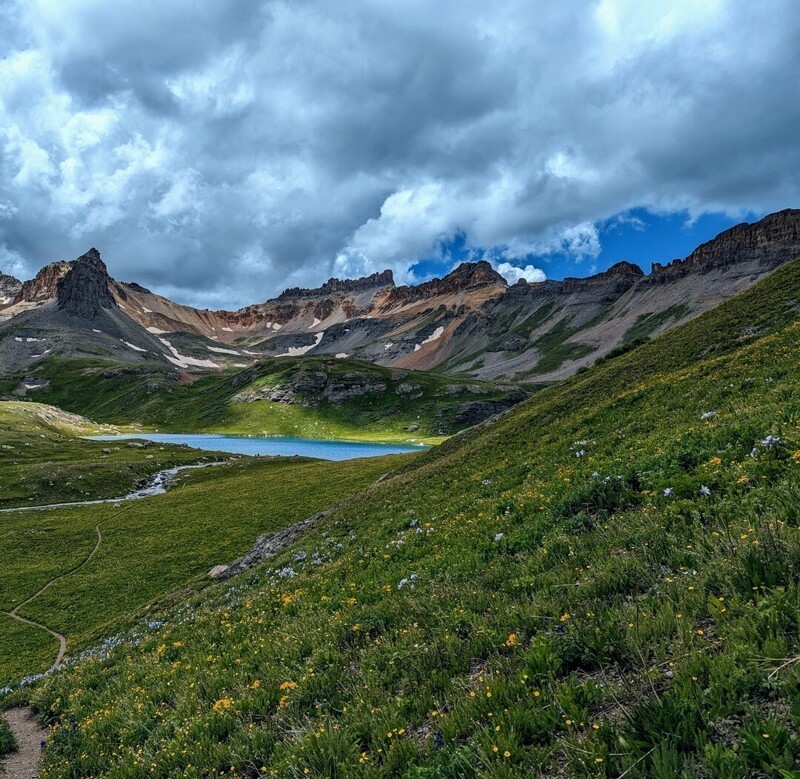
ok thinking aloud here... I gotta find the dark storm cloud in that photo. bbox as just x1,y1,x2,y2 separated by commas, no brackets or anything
1,0,799,307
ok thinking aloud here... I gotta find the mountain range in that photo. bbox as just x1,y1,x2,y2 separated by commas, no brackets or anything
1,209,799,381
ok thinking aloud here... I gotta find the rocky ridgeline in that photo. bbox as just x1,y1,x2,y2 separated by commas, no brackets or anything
56,249,117,319
3,209,800,379
278,269,395,299
650,208,800,279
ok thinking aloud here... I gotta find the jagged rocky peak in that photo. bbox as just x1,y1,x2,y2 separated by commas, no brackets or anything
0,272,22,306
14,260,72,304
56,248,117,319
440,260,507,291
279,269,395,299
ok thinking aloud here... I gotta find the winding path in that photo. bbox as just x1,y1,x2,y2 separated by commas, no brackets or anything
3,524,103,671
1,526,104,779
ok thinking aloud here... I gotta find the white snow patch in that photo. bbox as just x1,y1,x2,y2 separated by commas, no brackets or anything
92,329,101,333
272,323,282,331
414,327,445,352
384,342,394,350
147,327,167,334
123,341,147,352
26,337,41,342
309,317,321,330
233,363,249,367
24,383,44,390
335,353,348,359
278,331,324,357
221,327,233,332
159,338,219,369
14,337,22,342
422,326,444,345
208,345,241,355
142,307,153,313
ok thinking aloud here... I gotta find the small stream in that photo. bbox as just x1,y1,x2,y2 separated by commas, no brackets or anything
0,462,226,514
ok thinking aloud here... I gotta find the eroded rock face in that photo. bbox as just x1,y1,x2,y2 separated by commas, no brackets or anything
13,261,71,304
216,511,328,580
525,261,645,297
56,249,117,319
381,261,508,308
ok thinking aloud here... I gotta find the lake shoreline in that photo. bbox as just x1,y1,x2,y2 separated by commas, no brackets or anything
86,432,429,461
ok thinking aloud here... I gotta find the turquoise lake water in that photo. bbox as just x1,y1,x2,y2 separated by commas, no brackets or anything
87,433,428,460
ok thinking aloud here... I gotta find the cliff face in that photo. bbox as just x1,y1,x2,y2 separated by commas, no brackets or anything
650,209,800,279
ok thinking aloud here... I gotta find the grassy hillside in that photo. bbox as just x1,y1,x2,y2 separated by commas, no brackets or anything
7,257,800,777
0,454,406,688
1,357,524,444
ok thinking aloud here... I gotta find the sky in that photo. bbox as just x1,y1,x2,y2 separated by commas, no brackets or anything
1,0,798,309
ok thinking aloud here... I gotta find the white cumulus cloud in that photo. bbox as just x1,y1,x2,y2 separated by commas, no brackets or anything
495,262,547,285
